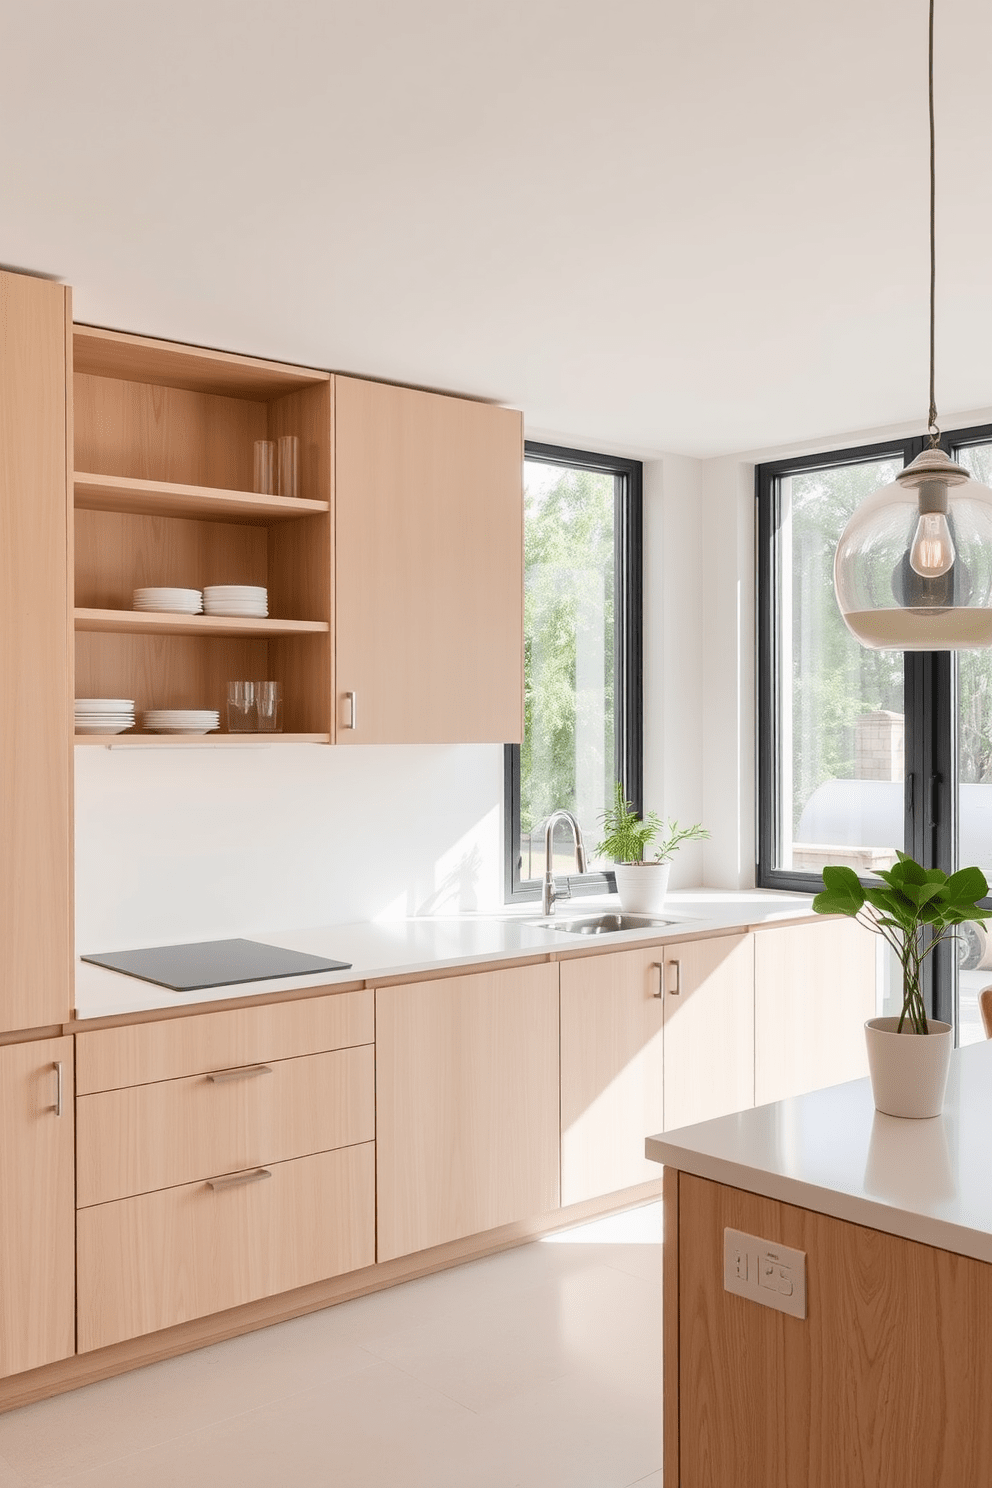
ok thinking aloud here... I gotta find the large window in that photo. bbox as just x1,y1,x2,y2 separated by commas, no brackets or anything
504,442,641,902
759,428,992,1040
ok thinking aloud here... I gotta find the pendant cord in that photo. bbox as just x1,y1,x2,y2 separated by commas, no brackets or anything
928,0,940,447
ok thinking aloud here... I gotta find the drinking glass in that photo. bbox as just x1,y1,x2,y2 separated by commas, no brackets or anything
255,680,283,733
227,681,257,732
277,435,300,499
253,440,276,495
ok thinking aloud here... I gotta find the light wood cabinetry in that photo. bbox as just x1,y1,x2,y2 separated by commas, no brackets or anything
72,327,333,741
376,963,559,1260
77,1044,374,1206
75,987,373,1092
334,375,524,744
560,946,666,1205
754,916,876,1104
0,271,72,1031
671,1171,992,1487
560,933,754,1206
78,1144,375,1353
661,933,754,1130
75,989,375,1350
0,1037,74,1378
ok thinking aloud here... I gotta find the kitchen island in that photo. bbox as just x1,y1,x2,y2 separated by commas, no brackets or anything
647,1041,992,1487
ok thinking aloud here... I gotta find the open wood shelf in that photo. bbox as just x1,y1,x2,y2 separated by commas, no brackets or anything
74,609,329,639
73,325,329,400
74,733,331,746
74,472,328,524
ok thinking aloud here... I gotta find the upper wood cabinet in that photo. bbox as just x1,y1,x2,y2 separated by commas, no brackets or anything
0,1036,75,1377
71,326,333,743
334,376,524,745
0,271,72,1030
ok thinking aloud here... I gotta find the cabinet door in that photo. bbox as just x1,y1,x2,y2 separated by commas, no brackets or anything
0,1036,74,1377
334,375,523,744
0,272,72,1030
376,963,559,1261
560,947,666,1205
754,917,876,1105
662,934,754,1131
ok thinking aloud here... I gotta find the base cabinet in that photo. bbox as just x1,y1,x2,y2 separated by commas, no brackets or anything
0,1037,74,1378
78,1143,375,1352
376,963,560,1260
560,946,666,1205
754,917,876,1104
560,934,754,1206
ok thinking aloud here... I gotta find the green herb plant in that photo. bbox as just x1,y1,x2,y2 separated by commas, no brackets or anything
595,782,709,865
812,851,992,1034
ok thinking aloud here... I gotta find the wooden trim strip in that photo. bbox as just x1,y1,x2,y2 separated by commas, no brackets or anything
663,1166,681,1488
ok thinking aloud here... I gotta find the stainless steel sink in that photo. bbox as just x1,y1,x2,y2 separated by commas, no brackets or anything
550,912,674,935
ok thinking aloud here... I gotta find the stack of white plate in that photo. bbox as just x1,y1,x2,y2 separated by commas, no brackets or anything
75,699,136,735
203,585,268,618
143,709,220,735
133,587,203,614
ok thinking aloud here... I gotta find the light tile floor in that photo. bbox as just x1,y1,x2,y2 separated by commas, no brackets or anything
0,1203,663,1487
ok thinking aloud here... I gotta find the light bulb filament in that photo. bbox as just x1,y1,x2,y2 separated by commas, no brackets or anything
909,511,956,577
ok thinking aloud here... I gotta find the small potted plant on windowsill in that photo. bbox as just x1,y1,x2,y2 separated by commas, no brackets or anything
812,851,992,1118
596,782,709,915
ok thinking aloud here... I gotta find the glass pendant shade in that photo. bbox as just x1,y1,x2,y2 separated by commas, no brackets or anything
834,448,992,649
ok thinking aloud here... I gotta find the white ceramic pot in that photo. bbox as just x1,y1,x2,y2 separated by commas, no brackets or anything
612,861,671,915
864,1016,953,1118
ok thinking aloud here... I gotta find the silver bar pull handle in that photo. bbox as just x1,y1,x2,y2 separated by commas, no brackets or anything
206,1167,272,1193
206,1063,273,1085
54,1061,63,1117
343,691,357,730
653,963,664,998
666,959,682,996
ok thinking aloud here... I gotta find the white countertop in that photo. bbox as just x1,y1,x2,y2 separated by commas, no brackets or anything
647,1040,992,1265
73,887,814,1022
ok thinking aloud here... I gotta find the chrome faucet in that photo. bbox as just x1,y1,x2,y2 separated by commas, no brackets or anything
542,810,588,916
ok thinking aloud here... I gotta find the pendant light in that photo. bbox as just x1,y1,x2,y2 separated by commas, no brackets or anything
834,0,992,651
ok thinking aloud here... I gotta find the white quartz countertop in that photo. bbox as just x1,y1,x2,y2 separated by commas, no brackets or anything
647,1040,992,1265
73,887,814,1022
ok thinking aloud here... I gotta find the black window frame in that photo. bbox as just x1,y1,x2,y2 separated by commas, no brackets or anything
753,428,992,1027
504,440,643,904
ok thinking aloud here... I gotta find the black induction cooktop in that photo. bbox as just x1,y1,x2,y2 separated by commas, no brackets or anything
80,938,352,992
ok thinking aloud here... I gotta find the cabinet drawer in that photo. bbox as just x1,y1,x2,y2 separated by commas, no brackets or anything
77,1044,374,1206
77,1142,375,1352
76,989,373,1094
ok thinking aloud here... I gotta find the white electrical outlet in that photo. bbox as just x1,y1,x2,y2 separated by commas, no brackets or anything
723,1227,807,1319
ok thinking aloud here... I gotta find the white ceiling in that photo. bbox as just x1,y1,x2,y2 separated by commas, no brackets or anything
3,0,992,458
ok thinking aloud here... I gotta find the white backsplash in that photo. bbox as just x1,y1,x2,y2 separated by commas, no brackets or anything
75,743,504,951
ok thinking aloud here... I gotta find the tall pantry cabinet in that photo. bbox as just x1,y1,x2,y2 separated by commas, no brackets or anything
0,270,75,1377
0,270,73,1034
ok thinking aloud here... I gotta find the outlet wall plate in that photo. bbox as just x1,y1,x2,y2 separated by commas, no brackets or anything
723,1227,807,1319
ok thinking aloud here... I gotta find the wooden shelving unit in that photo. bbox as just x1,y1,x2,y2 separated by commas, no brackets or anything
71,326,333,743
74,733,331,746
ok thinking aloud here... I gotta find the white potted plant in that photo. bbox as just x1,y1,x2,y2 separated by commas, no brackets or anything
596,782,709,915
813,851,991,1117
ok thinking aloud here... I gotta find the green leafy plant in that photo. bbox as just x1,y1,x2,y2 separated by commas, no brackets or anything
595,782,709,864
812,851,992,1034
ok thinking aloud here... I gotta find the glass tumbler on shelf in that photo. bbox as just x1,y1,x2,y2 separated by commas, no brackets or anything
255,680,283,733
227,681,257,732
277,435,299,499
253,440,276,495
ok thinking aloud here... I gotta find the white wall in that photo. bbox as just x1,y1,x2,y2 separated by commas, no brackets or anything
75,744,503,950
